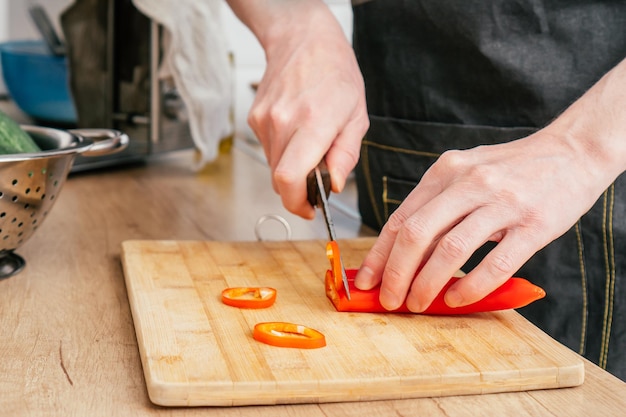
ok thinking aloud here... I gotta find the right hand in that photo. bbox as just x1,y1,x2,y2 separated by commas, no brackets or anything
244,1,369,218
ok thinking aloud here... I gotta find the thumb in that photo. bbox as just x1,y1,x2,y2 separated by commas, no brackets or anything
325,113,369,192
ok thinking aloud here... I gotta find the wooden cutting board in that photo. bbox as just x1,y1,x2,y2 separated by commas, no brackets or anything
120,238,584,407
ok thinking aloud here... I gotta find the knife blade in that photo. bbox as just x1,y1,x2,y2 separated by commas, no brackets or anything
307,162,351,300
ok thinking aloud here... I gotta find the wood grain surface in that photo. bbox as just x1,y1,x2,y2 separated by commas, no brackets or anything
121,238,584,407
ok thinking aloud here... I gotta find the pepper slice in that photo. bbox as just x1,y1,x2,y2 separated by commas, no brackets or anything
253,322,326,349
325,241,546,314
221,287,277,309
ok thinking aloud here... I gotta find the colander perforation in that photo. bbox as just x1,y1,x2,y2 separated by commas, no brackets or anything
0,153,73,270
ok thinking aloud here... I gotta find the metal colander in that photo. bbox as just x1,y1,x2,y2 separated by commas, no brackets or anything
0,125,128,278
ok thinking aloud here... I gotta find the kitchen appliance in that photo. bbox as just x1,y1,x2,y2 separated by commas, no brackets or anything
121,238,584,407
60,0,195,171
0,126,128,278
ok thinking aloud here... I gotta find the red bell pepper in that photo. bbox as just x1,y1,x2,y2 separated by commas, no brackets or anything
325,241,546,315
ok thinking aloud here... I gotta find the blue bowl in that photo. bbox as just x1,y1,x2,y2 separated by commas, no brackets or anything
0,40,77,124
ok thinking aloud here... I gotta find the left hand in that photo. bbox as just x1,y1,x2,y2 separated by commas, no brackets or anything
354,56,626,312
353,130,615,312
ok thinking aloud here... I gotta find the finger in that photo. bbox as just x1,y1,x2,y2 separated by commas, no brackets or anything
443,229,539,307
273,91,364,217
378,182,492,310
247,82,273,162
324,106,369,193
353,235,394,290
274,124,339,218
248,96,285,195
404,205,511,312
354,176,447,292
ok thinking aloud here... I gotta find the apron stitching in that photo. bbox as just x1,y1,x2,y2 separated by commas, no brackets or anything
382,176,389,221
362,140,441,158
386,198,403,205
575,220,588,356
599,188,611,369
381,180,405,218
361,140,384,228
602,184,617,369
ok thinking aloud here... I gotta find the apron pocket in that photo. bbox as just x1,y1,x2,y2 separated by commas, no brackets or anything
383,176,418,222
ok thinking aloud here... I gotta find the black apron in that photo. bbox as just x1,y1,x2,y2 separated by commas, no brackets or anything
352,0,626,379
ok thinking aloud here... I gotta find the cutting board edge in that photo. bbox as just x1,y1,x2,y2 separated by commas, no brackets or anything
557,360,586,387
143,371,585,407
120,242,158,399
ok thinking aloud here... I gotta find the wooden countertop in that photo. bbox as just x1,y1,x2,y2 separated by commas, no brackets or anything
1,141,625,416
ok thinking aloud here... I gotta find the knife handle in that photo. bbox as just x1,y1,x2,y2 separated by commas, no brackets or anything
306,161,332,207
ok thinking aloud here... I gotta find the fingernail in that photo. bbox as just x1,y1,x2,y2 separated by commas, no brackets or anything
330,167,346,192
406,298,424,313
406,300,426,313
380,286,400,311
354,265,374,289
445,288,464,307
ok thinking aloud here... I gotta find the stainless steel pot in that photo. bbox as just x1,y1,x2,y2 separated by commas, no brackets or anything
0,126,128,278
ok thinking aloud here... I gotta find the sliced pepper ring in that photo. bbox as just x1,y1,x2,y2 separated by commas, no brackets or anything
253,322,326,349
221,287,277,309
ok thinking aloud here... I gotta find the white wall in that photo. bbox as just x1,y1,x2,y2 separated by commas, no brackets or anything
0,0,6,93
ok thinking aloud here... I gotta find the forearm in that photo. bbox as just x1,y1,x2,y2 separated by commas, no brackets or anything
224,0,338,53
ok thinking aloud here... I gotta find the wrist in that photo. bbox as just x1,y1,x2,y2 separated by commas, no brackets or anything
226,0,334,53
546,58,626,186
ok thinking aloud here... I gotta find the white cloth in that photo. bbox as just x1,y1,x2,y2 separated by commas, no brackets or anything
132,0,232,168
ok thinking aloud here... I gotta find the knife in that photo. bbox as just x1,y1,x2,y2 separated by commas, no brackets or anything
307,161,351,300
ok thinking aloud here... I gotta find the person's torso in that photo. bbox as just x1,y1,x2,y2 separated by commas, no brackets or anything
353,0,626,127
